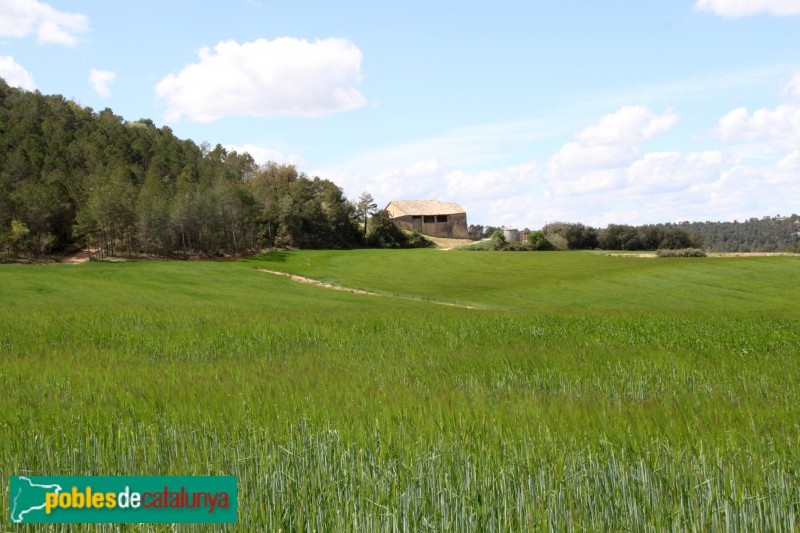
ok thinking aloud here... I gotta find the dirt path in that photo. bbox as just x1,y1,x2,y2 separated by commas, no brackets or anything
427,236,486,250
62,249,93,264
258,269,380,295
258,269,480,309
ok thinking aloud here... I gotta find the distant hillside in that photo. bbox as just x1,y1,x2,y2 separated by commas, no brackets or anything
0,78,362,258
539,217,800,252
479,216,799,254
667,216,800,252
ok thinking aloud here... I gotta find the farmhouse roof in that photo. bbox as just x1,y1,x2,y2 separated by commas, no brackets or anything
385,200,466,217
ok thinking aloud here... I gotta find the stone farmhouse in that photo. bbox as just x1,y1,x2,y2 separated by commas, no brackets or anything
385,200,469,239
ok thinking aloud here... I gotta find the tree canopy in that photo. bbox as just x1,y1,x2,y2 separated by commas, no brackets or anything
0,79,363,257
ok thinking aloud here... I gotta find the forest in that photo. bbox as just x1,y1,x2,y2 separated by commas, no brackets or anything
0,78,363,258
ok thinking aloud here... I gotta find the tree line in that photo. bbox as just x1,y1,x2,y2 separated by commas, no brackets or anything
469,219,799,252
670,216,800,253
0,78,365,258
474,222,702,251
538,219,798,252
545,222,704,251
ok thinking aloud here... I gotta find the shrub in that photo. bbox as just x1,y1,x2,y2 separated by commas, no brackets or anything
403,231,436,249
490,230,507,250
456,240,495,251
366,211,436,249
659,229,695,250
783,242,800,253
527,230,556,251
656,248,707,258
504,241,531,251
367,210,407,248
457,230,558,252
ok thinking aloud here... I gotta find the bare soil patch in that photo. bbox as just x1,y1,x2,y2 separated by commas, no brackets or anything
258,269,480,309
62,249,93,264
426,236,483,250
258,269,379,296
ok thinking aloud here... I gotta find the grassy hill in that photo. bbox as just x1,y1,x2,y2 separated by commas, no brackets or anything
2,251,799,530
249,249,799,312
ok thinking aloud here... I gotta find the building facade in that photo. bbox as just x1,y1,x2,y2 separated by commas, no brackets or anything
385,200,470,239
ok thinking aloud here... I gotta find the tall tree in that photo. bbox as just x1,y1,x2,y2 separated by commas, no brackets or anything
356,192,377,235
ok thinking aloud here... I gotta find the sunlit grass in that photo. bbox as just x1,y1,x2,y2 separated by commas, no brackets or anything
1,251,799,530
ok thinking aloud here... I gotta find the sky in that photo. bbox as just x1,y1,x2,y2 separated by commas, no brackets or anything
1,0,799,228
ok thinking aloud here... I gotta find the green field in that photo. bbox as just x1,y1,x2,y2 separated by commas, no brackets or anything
2,250,799,530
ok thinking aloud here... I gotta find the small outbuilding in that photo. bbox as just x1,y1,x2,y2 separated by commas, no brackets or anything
503,228,519,243
385,200,470,239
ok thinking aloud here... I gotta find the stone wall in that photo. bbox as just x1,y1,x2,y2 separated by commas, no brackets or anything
393,213,469,238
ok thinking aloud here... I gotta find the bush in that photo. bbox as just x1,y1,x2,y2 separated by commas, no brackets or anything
659,229,695,250
366,210,407,248
656,248,706,258
783,242,800,253
504,241,531,251
456,240,495,251
404,231,436,249
457,230,558,252
490,230,507,251
2,219,31,256
366,211,436,249
527,230,556,251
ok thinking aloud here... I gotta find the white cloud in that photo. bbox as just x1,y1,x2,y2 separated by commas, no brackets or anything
316,106,700,226
532,154,769,228
694,0,800,17
0,0,88,46
370,159,448,201
777,150,800,171
627,151,723,193
320,117,579,183
315,104,697,215
717,104,800,146
155,37,366,122
782,72,800,100
715,74,800,171
550,142,638,173
308,115,578,212
530,106,779,226
304,164,431,207
483,196,541,228
325,136,784,228
89,68,115,98
444,161,540,201
547,106,679,195
552,167,630,197
317,72,800,228
0,55,35,89
575,105,679,146
223,143,305,167
316,156,541,219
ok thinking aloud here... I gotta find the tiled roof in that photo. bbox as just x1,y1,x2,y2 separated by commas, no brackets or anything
385,200,466,217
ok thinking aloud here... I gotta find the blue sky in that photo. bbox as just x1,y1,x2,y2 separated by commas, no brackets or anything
1,0,799,228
